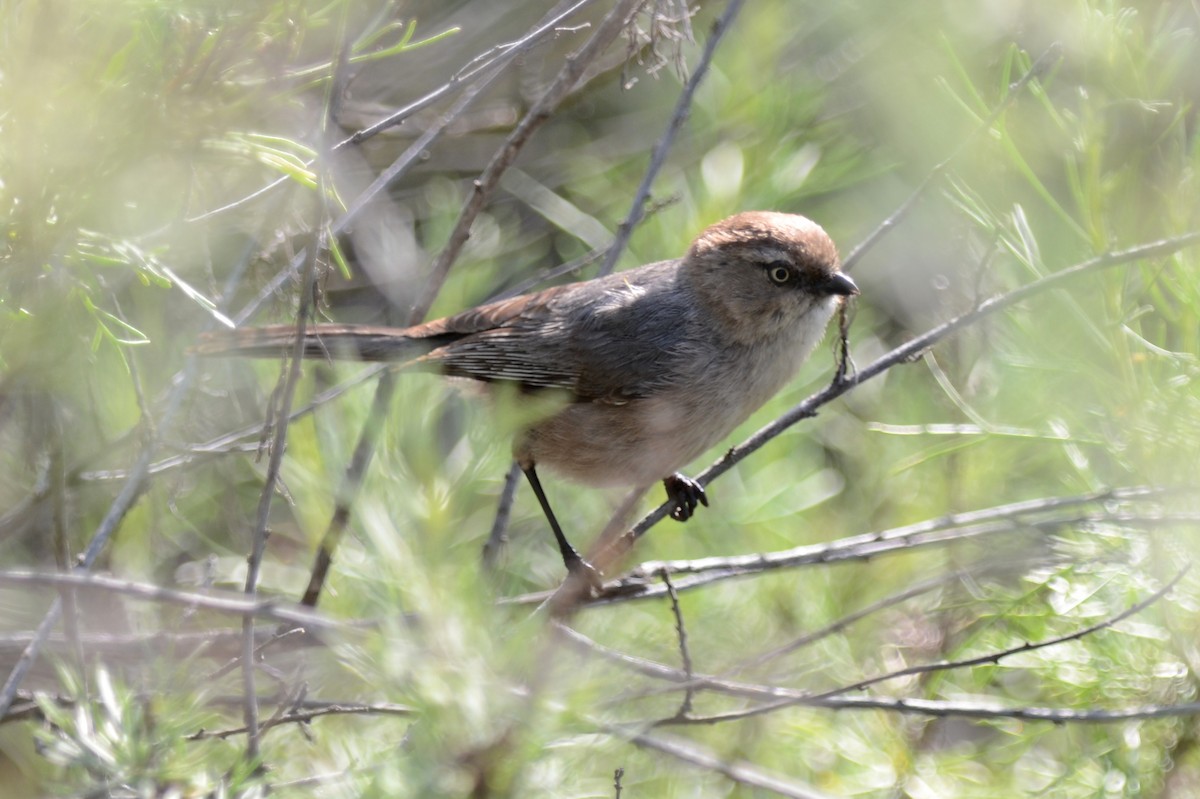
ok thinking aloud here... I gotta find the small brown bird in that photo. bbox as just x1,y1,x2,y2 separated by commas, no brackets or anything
198,212,858,582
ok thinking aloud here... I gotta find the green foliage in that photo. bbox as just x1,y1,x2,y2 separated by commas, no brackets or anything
1,0,1199,797
33,666,259,797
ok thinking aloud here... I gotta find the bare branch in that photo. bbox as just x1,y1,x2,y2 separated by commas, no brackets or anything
240,177,327,760
0,571,347,632
673,694,1200,726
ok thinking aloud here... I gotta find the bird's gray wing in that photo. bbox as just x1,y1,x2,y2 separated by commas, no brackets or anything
415,261,695,402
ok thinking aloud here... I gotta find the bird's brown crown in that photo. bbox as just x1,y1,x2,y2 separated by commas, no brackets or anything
687,211,841,280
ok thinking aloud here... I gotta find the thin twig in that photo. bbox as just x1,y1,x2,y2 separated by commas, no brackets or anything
721,568,996,677
188,0,601,224
46,404,87,700
239,31,347,753
185,700,415,740
661,569,695,717
628,510,1199,601
598,0,746,277
240,221,322,760
670,694,1200,726
560,568,1193,728
0,628,258,656
0,366,194,719
77,364,388,483
230,18,540,327
205,627,310,683
342,0,600,147
299,371,396,608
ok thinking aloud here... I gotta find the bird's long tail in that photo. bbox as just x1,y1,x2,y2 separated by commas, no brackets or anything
193,323,432,362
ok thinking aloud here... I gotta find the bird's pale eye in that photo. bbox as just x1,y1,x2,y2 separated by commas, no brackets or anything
767,262,792,285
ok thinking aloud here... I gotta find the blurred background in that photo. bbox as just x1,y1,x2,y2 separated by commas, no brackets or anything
1,0,1199,796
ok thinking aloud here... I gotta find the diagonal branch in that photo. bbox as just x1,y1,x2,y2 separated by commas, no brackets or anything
598,0,746,276
410,0,649,323
620,231,1200,546
809,562,1190,700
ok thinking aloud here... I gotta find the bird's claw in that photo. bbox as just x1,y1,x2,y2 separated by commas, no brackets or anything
664,473,709,522
565,555,605,594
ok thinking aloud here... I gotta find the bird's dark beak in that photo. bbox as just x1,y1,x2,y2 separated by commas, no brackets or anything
826,271,859,297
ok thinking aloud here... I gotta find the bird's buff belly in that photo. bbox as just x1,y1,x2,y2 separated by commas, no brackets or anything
516,393,740,488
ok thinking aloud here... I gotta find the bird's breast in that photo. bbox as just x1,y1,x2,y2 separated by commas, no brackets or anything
518,298,838,488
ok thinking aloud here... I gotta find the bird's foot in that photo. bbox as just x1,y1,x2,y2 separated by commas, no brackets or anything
664,473,709,522
564,554,605,594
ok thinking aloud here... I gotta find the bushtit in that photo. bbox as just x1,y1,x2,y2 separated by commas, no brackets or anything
198,211,858,583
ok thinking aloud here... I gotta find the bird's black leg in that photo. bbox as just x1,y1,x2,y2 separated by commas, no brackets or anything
663,473,709,522
521,464,602,588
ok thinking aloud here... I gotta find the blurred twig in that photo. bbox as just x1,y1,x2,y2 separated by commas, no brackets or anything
0,368,193,719
805,563,1189,701
343,0,602,146
185,699,415,741
237,23,353,751
189,0,601,225
841,43,1063,273
661,569,695,717
77,364,388,482
482,462,522,570
719,567,1008,677
607,724,835,799
0,571,344,632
